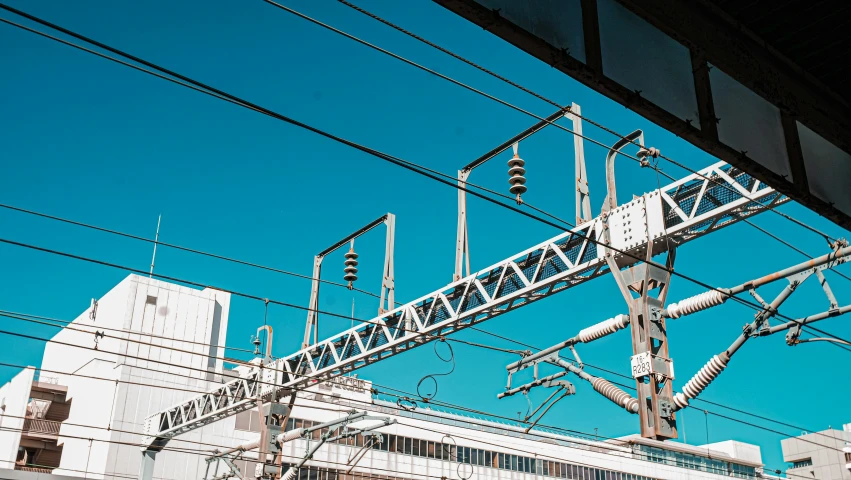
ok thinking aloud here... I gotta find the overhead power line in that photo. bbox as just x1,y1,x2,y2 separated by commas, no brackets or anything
0,202,384,300
0,7,847,348
1,306,844,456
331,0,841,248
0,352,831,480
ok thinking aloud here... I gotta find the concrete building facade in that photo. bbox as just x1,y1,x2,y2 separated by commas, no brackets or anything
782,423,851,480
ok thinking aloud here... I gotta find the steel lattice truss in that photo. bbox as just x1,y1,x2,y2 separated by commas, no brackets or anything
143,161,787,448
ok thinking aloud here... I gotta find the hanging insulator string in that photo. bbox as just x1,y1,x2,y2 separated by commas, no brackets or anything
344,240,358,290
507,142,526,205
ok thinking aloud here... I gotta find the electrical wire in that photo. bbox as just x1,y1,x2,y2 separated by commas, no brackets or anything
333,0,843,249
2,6,848,349
0,201,384,300
3,224,847,363
279,0,851,287
3,7,847,349
415,339,455,401
0,6,842,454
1,320,844,472
0,236,376,326
0,308,256,354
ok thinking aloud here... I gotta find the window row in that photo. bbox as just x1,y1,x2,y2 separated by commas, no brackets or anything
230,461,406,480
266,416,658,480
637,445,755,478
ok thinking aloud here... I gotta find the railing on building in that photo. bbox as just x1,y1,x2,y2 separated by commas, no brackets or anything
22,418,61,435
33,373,60,384
15,465,53,473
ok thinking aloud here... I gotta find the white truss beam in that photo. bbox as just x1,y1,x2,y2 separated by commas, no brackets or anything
143,161,787,449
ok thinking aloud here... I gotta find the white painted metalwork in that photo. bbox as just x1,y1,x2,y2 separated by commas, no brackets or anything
143,161,786,449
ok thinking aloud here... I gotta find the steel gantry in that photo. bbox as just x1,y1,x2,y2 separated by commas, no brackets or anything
140,158,787,474
303,213,396,349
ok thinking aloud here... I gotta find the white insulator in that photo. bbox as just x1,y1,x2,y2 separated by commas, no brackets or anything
577,314,630,343
673,354,728,409
592,377,639,413
281,467,297,480
277,428,306,444
344,249,358,283
666,290,727,319
508,155,527,196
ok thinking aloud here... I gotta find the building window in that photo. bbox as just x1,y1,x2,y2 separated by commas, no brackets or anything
146,295,157,305
792,459,813,468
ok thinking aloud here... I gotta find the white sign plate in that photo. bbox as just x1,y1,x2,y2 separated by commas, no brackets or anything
630,352,652,378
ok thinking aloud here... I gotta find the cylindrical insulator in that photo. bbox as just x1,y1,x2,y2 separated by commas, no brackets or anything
577,314,630,343
673,354,728,410
281,467,297,480
277,428,306,444
665,290,727,319
344,249,358,284
592,377,639,413
508,155,527,197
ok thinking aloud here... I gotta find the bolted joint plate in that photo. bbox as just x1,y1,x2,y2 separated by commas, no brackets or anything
606,194,666,265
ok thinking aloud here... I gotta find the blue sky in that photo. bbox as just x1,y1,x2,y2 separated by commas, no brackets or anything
1,0,848,472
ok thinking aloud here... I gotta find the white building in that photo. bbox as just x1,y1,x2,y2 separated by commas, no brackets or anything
781,423,851,479
0,275,770,480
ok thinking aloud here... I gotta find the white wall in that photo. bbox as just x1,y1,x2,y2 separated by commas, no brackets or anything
0,367,35,470
34,275,233,479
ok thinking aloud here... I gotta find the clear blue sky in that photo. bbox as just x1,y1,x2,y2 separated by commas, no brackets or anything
1,0,848,473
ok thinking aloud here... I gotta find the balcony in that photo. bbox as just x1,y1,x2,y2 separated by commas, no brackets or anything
22,418,61,438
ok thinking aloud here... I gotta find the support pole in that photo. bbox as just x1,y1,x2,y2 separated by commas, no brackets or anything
566,103,592,224
303,256,322,349
149,214,161,278
379,213,396,314
454,170,471,281
139,449,157,480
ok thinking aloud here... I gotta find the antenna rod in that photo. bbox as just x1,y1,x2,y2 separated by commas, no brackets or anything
149,214,161,278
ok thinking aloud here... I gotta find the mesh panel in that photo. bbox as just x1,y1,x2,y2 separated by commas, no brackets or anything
499,272,522,297
580,239,597,264
464,291,487,311
562,234,585,264
369,329,388,349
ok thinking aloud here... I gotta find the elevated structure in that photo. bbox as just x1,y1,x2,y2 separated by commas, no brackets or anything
434,0,851,229
142,160,787,465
